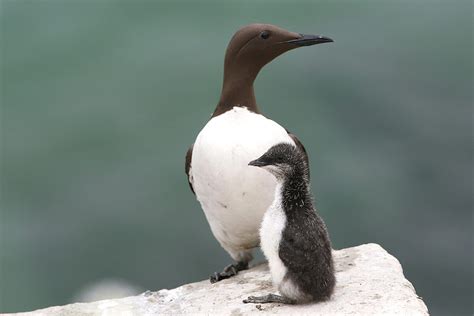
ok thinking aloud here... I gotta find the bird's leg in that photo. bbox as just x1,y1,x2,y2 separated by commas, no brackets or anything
243,293,296,305
210,261,248,283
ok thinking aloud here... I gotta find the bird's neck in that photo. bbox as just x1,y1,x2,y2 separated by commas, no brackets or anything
213,68,260,117
280,168,311,213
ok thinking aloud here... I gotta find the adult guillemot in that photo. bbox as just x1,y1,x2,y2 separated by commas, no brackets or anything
244,143,335,304
185,23,333,282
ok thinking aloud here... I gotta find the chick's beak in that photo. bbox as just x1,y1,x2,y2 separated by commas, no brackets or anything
248,159,266,167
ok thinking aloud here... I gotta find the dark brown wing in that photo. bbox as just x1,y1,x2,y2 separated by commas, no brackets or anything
287,131,310,180
185,144,195,194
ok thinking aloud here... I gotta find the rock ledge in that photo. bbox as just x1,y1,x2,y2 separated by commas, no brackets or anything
12,243,428,315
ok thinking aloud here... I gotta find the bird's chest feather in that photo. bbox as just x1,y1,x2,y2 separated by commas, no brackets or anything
260,189,288,286
191,107,293,242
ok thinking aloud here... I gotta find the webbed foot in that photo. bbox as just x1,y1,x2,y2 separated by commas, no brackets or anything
210,261,248,283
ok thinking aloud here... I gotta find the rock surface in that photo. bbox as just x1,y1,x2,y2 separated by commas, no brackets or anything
11,243,428,315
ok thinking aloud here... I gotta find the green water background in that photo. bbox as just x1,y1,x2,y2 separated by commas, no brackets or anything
1,1,472,314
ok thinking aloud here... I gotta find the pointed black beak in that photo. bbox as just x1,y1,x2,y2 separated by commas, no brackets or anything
286,34,334,47
248,159,266,167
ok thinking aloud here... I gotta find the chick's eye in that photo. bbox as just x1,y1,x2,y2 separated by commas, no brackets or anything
260,31,270,39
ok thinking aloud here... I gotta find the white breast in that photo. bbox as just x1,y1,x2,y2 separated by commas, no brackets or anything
191,107,294,260
260,184,288,287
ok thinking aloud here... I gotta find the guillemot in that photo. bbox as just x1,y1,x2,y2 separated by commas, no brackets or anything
185,23,333,283
244,143,335,304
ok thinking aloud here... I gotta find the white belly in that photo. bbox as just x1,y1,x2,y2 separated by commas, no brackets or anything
191,107,294,258
260,186,305,301
260,185,288,286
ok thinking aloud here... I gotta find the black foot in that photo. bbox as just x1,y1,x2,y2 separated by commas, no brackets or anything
243,293,296,305
210,261,248,283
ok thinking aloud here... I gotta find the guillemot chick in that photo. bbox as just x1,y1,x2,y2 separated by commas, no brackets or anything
244,143,335,304
185,23,333,283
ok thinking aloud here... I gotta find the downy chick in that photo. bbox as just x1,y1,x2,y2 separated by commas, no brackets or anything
244,143,335,304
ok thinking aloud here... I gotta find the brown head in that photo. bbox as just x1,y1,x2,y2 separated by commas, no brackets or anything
214,23,333,116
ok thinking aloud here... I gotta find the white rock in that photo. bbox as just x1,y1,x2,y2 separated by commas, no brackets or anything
72,278,143,303
10,243,429,315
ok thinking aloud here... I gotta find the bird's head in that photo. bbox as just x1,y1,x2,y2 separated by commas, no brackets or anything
223,23,333,82
248,142,308,181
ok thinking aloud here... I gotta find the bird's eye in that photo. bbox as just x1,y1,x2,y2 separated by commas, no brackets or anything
260,31,270,40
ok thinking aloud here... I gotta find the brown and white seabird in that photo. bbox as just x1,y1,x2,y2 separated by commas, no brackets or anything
185,23,333,282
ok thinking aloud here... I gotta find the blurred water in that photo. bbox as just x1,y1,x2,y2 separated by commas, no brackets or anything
1,1,472,315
